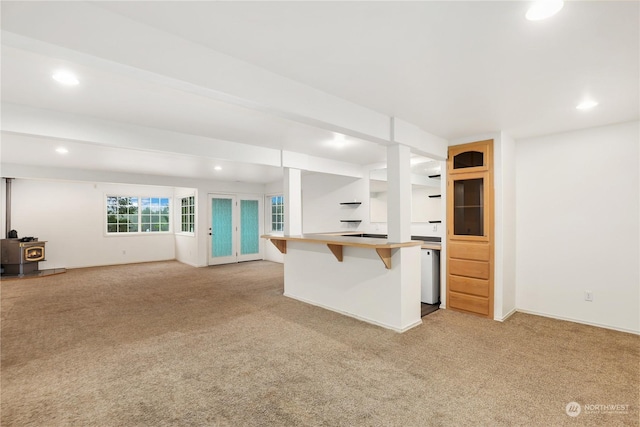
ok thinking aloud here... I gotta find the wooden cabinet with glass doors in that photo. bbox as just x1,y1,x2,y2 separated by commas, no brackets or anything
446,140,494,318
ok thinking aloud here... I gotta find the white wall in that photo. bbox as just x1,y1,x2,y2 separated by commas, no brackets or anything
370,185,441,224
1,165,268,269
5,179,176,269
301,171,444,238
516,121,639,333
494,133,517,320
302,172,369,234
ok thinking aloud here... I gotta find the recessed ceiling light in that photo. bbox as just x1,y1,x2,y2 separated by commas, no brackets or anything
576,100,599,110
214,166,222,171
526,0,564,21
55,147,69,154
329,134,346,149
52,70,79,86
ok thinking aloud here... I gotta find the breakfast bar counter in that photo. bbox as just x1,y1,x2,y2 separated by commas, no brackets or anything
261,232,423,332
261,233,422,269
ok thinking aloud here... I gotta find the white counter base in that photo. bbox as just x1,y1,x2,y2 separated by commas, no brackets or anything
284,292,423,332
283,240,422,332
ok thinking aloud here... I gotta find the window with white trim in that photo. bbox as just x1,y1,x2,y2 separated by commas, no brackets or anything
269,195,284,232
181,195,195,233
106,196,171,234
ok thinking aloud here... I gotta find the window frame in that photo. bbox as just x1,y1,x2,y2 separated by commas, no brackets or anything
105,194,172,236
266,194,284,233
178,195,196,235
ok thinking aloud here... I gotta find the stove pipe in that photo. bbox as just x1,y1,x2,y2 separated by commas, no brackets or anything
5,178,12,238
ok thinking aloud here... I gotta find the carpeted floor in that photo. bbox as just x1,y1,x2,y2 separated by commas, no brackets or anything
1,260,638,426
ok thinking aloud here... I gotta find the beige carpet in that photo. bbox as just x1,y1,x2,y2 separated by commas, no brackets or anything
1,260,638,426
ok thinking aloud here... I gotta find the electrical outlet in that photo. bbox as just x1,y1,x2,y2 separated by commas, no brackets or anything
584,291,593,302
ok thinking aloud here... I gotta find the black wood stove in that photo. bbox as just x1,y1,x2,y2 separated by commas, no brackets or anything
1,238,46,277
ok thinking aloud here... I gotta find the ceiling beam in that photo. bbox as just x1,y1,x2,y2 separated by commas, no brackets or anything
391,117,448,160
2,23,392,145
2,104,282,168
2,1,446,151
282,151,363,178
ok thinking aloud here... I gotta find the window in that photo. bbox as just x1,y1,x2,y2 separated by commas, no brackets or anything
106,196,170,234
141,197,170,232
181,195,195,233
270,195,284,232
107,197,139,233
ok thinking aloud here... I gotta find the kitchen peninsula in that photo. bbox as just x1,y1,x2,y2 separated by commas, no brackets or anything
262,233,424,331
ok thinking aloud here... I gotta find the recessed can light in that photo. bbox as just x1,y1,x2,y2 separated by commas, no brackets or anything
56,147,69,154
526,0,564,21
576,100,598,110
52,70,79,86
328,134,347,149
214,166,222,171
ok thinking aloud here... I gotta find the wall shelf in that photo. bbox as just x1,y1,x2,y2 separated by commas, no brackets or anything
340,202,361,224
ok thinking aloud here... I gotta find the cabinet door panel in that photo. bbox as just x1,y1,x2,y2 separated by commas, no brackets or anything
448,292,490,316
449,259,490,280
449,275,489,297
449,241,490,261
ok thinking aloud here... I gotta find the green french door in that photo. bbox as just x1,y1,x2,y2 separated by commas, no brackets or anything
208,194,262,265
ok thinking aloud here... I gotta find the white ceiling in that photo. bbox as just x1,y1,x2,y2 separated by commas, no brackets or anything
97,0,639,139
1,1,638,184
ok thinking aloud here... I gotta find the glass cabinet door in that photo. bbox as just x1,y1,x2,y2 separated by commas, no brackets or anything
453,178,484,236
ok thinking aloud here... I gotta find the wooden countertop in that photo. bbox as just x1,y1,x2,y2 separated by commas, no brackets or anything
420,242,441,250
301,231,442,251
261,233,422,269
262,233,423,248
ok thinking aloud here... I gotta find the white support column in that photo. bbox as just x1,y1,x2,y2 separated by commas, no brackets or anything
284,167,302,236
386,144,412,242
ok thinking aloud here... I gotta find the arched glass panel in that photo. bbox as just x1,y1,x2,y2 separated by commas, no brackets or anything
453,151,484,169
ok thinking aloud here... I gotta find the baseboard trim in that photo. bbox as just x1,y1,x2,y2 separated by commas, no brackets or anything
284,293,423,333
177,260,202,268
65,258,177,270
516,309,640,335
495,307,517,322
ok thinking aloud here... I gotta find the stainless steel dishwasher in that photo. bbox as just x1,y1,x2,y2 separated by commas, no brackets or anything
421,249,440,304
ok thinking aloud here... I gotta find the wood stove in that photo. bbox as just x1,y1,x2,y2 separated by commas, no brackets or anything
1,238,46,277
